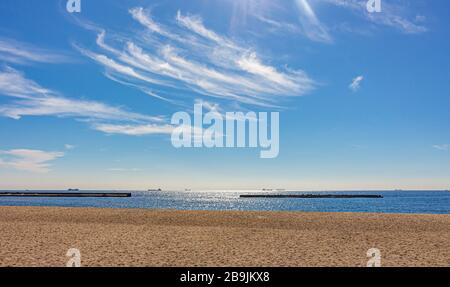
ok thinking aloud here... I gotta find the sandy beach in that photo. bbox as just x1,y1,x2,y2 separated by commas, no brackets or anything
0,206,448,267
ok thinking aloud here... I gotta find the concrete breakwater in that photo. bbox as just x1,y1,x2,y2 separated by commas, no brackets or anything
0,192,131,198
240,194,383,199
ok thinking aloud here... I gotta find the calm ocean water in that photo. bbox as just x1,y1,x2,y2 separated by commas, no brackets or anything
0,190,449,214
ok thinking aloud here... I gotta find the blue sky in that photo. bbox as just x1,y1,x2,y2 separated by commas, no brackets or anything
0,0,449,190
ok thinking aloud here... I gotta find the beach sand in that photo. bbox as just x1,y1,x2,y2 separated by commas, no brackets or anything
0,206,448,267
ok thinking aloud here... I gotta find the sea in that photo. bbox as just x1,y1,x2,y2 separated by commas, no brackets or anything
0,190,449,214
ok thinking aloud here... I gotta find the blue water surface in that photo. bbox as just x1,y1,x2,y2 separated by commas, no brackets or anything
0,190,449,214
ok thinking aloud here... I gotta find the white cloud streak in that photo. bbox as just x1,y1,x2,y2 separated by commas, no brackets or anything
0,149,64,173
176,11,235,47
319,0,427,34
349,75,364,92
433,144,449,151
0,67,168,134
0,37,70,64
0,66,52,99
93,123,174,136
0,38,175,137
76,7,315,107
254,15,301,34
130,7,176,39
64,144,75,150
218,0,426,42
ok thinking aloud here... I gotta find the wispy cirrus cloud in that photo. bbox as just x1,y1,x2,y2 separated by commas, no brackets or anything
433,144,449,151
0,37,70,64
64,144,75,150
0,149,64,173
0,66,52,99
0,67,169,135
254,15,301,34
75,7,315,107
349,75,364,92
93,123,174,136
319,0,427,34
252,0,427,41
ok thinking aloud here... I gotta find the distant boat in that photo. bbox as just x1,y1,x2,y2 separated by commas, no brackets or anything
148,189,162,192
185,189,191,192
67,188,80,192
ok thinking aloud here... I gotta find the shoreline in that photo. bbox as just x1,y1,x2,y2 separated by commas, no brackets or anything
0,206,448,267
0,204,448,216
